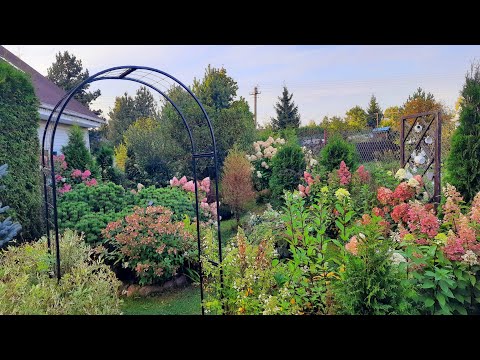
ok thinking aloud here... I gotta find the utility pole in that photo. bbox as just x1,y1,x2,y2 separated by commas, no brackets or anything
250,86,261,128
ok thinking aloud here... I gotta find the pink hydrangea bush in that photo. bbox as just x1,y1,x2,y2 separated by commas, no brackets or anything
53,154,98,194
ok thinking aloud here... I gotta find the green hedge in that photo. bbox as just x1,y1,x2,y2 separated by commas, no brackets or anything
0,60,42,241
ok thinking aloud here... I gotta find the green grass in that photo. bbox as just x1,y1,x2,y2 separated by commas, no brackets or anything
122,286,202,315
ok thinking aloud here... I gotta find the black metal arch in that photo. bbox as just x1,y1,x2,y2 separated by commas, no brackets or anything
41,66,223,314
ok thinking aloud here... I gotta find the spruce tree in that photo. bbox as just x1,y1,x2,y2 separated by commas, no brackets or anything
366,94,382,128
446,62,480,202
271,86,301,130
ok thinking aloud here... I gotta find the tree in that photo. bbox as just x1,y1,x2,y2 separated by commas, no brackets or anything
160,66,255,177
345,106,368,130
193,65,238,110
322,115,349,134
62,124,95,172
221,148,256,225
402,87,441,116
0,164,22,247
271,86,301,130
107,87,159,146
47,51,101,112
366,95,382,128
0,60,42,241
381,106,402,130
446,62,480,202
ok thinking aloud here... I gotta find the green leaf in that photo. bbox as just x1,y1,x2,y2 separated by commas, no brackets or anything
439,281,455,298
424,298,435,308
436,293,446,308
272,259,279,267
420,281,435,289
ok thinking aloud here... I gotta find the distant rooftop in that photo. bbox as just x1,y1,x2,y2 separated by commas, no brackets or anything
372,126,391,132
0,45,103,123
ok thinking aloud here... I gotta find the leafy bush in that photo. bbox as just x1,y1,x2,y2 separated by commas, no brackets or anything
102,206,197,285
446,62,480,202
0,164,21,247
0,60,42,241
269,143,306,207
333,216,418,315
0,229,122,314
319,134,359,173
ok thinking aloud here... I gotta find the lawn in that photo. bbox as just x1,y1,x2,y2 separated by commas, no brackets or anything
122,286,202,315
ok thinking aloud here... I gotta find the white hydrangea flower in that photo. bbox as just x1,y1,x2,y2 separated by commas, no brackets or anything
395,168,407,180
310,159,318,166
261,161,267,168
256,151,263,158
407,177,419,187
461,250,478,266
389,252,407,266
257,171,262,178
250,155,257,161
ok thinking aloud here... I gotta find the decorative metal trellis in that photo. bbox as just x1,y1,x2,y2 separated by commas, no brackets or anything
41,66,223,315
400,111,442,208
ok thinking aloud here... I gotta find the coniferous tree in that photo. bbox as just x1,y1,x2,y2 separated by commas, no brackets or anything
366,94,382,128
47,51,101,112
271,86,301,130
62,125,95,172
446,62,480,202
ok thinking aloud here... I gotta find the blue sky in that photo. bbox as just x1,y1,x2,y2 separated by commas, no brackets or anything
5,45,479,126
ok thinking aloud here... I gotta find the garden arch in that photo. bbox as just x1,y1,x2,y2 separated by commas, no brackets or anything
41,66,223,314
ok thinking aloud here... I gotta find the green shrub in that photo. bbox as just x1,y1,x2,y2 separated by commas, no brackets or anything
333,216,418,315
319,134,359,173
446,62,480,202
0,164,22,247
269,143,306,207
62,124,97,174
102,206,197,285
133,186,195,221
0,60,42,241
58,182,195,244
0,229,122,314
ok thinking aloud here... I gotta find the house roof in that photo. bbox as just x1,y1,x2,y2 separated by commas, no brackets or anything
372,126,390,133
0,45,104,124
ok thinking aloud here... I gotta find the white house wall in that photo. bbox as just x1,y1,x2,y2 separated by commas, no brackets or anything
37,120,90,154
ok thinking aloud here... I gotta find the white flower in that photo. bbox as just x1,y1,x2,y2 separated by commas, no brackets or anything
256,151,263,158
250,155,257,161
389,252,407,266
310,159,318,166
246,155,251,161
257,171,262,178
395,168,407,180
407,177,419,187
461,250,478,266
250,166,255,172
261,161,268,168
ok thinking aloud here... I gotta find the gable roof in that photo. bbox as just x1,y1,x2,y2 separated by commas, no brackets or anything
0,45,104,124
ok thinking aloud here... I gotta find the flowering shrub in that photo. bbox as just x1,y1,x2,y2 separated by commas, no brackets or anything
102,206,197,286
169,175,218,224
246,136,285,192
53,154,98,194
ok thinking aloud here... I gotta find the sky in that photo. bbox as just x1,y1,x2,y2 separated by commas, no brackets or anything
4,45,479,126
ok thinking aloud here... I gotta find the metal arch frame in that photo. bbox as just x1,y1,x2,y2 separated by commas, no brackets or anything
41,66,224,315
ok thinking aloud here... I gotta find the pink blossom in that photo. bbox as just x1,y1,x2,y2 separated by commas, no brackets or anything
372,207,385,218
377,187,393,205
413,175,424,188
442,184,463,224
169,176,180,187
182,180,195,192
305,185,310,196
303,171,314,186
393,182,415,203
58,183,71,194
355,165,370,183
470,192,480,224
55,174,63,182
345,236,358,255
85,178,98,187
361,214,371,225
179,176,188,185
298,184,305,193
200,177,211,193
71,169,82,178
81,169,91,180
391,203,410,223
337,161,351,186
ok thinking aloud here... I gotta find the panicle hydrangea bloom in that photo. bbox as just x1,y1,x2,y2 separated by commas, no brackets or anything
355,165,370,183
442,183,463,224
337,161,351,186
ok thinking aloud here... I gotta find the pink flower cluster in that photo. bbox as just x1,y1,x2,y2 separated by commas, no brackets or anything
170,176,217,221
470,192,480,224
443,214,480,261
53,154,67,171
355,165,370,183
345,235,359,255
58,183,72,194
298,171,314,197
52,155,97,194
71,169,92,181
377,182,415,206
337,161,351,186
442,184,463,224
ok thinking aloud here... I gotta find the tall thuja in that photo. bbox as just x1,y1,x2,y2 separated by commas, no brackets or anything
0,165,22,247
62,124,97,175
447,62,480,202
0,60,42,241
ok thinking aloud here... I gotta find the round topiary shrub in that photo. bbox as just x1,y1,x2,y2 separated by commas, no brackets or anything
319,134,359,173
